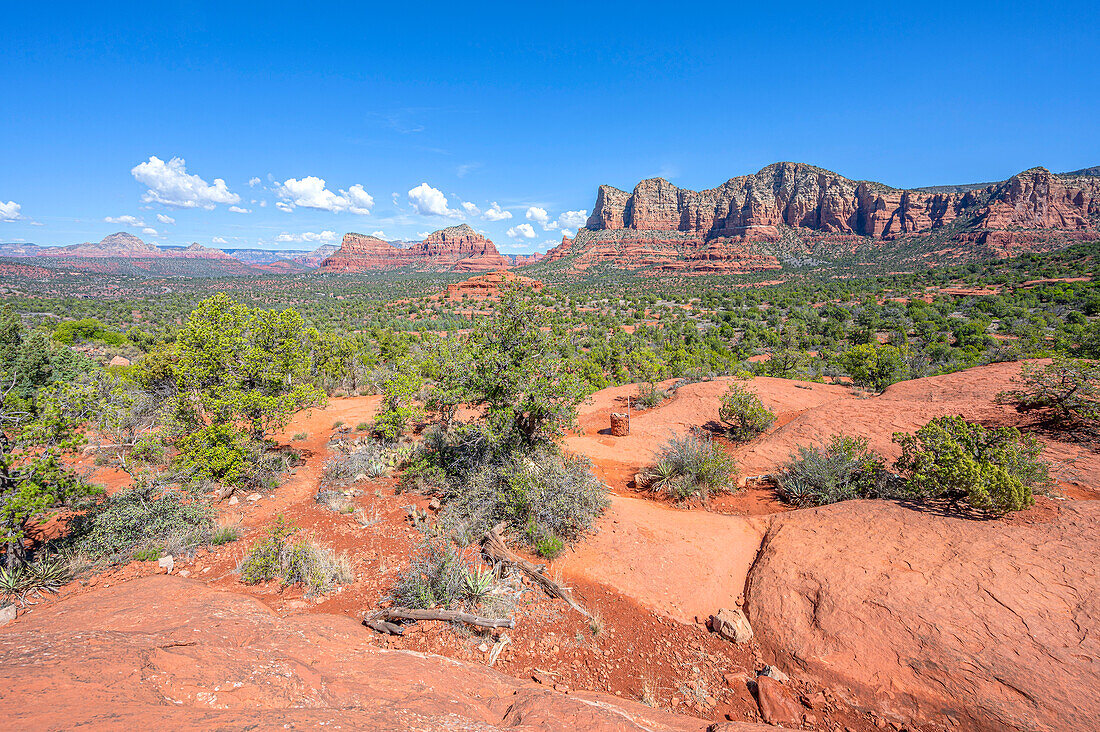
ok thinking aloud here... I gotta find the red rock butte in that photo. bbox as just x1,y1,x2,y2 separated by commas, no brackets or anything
546,163,1100,273
444,269,545,300
319,224,523,273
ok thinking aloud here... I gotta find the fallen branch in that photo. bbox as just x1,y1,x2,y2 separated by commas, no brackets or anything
363,617,405,635
482,523,590,618
364,607,514,633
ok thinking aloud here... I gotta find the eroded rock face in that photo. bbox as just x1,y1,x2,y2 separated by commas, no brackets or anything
0,575,745,731
319,224,514,273
744,500,1100,732
551,164,1100,272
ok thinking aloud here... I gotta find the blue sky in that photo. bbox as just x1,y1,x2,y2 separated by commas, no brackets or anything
2,1,1098,253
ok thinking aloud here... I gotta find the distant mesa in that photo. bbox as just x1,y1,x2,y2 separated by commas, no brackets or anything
546,163,1100,273
318,224,540,273
4,231,256,276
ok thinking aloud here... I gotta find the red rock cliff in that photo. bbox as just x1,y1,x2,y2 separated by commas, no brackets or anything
557,164,1100,272
319,224,513,273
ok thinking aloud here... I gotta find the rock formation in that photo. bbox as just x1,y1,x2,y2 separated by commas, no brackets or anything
0,575,755,731
52,231,162,257
319,224,514,273
744,500,1100,732
547,164,1100,273
444,269,544,300
290,243,340,267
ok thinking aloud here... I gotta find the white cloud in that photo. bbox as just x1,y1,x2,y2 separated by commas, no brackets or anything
408,182,461,217
131,156,240,209
345,184,374,215
228,205,251,214
1,201,24,222
258,200,267,208
248,177,261,187
456,162,482,178
156,213,175,225
370,230,387,239
461,201,480,216
274,177,373,215
141,227,158,235
483,202,512,221
104,214,145,227
212,236,228,244
276,201,293,212
559,210,587,228
561,228,576,238
526,206,560,231
507,223,537,239
274,230,338,243
416,231,431,238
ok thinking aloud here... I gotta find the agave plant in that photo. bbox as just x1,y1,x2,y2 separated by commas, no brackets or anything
0,558,72,606
644,459,678,493
462,564,495,604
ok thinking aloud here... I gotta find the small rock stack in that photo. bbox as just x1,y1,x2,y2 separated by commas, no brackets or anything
610,413,629,436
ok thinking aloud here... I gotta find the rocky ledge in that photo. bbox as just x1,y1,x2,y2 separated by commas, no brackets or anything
0,575,776,731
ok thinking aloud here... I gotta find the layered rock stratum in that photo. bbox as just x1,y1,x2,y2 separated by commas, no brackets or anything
0,575,758,731
546,164,1100,273
319,224,515,273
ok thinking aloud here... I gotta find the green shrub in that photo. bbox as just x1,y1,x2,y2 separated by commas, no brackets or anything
373,360,423,439
238,517,351,594
414,424,608,557
633,383,666,410
776,434,890,506
719,380,775,440
645,432,738,501
838,344,908,392
66,487,213,560
173,424,285,491
174,423,250,486
391,538,497,609
210,516,241,545
323,441,397,482
997,356,1100,425
893,416,1051,514
292,432,308,441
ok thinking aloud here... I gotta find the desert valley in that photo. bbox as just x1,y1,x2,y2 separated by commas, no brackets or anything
2,6,1099,731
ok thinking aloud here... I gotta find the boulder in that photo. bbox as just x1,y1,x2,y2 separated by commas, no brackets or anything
710,607,753,644
753,675,803,727
745,500,1100,732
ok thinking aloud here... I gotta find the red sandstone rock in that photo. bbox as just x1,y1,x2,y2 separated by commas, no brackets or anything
0,575,758,730
744,500,1100,732
554,164,1100,272
445,269,544,300
319,224,515,273
753,675,803,727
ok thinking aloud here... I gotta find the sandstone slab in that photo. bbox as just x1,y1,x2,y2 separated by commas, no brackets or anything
744,500,1100,732
0,575,772,731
